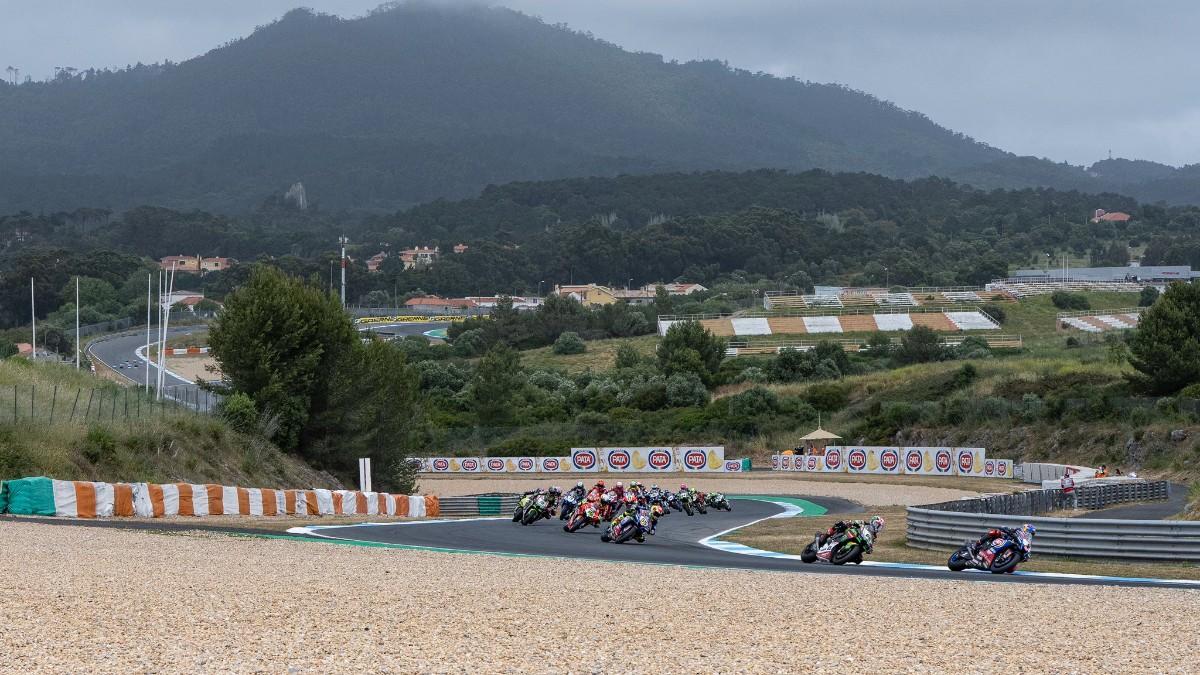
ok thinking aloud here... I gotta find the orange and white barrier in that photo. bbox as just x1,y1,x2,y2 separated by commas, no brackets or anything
0,476,437,520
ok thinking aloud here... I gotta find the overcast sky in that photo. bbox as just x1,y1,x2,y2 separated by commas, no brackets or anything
2,0,1197,167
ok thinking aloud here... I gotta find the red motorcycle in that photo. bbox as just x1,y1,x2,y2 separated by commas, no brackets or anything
563,501,602,532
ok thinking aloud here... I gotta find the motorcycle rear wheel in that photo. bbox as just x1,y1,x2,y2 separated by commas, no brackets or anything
800,543,818,564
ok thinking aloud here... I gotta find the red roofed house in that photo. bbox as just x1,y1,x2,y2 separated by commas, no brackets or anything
641,282,709,296
453,243,469,254
159,255,201,272
404,296,478,313
366,251,388,272
1091,209,1132,224
399,246,440,270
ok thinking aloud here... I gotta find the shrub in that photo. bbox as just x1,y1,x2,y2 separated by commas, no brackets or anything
950,363,979,389
80,426,118,465
728,387,780,418
219,392,257,434
552,331,586,355
897,325,946,364
383,458,420,495
614,344,642,369
1051,290,1090,310
980,303,1007,324
1139,286,1160,307
666,372,709,407
452,328,488,358
737,366,769,383
805,382,849,412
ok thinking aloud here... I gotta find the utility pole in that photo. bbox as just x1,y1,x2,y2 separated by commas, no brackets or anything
75,276,80,369
30,277,36,361
145,273,152,392
339,235,349,308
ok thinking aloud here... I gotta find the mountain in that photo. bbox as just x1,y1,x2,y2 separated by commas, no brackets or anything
0,2,1194,213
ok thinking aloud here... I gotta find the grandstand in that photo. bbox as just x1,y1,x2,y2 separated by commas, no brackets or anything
1058,309,1142,333
658,306,1002,337
723,334,1024,357
987,279,1156,298
762,286,1013,310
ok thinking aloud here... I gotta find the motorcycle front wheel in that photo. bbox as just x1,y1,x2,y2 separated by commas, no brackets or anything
831,543,861,565
988,547,1021,574
947,549,969,572
683,503,693,516
521,509,539,526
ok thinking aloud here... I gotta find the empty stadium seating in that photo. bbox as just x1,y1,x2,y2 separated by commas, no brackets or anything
945,311,1001,330
1059,312,1141,333
873,313,915,331
876,292,917,307
659,310,1001,337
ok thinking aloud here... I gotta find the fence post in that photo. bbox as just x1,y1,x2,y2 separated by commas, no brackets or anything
124,388,129,420
70,389,80,421
49,385,57,423
12,385,16,421
111,391,117,423
31,385,35,419
84,389,94,419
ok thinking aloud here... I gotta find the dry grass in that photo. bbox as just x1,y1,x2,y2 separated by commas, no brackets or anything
728,505,1200,580
517,334,659,373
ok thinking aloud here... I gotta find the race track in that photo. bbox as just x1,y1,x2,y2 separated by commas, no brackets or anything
295,497,1200,588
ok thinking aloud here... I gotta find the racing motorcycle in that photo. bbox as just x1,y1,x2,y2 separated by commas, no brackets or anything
600,506,653,544
558,490,583,521
706,492,732,511
675,491,696,516
563,501,602,533
694,492,708,515
947,528,1033,574
512,492,538,522
800,524,875,565
520,492,553,525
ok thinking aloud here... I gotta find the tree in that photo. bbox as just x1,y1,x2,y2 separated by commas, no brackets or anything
897,325,946,364
1051,291,1090,310
1128,282,1200,394
614,343,642,369
208,265,357,453
1139,286,1160,307
473,344,523,427
656,321,724,387
552,331,586,355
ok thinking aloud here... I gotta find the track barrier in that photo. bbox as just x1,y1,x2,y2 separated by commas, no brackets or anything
0,476,438,520
906,481,1200,560
415,447,747,473
771,447,1014,478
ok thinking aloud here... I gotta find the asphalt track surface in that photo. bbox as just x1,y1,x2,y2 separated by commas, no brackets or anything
88,325,206,405
298,498,1200,588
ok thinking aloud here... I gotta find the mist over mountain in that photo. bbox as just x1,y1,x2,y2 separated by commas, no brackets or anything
0,2,1195,213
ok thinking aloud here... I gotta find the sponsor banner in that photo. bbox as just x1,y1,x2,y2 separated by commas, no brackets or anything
429,457,452,473
793,456,807,472
678,446,725,472
484,457,507,473
994,459,1014,479
901,447,954,475
601,447,635,472
723,460,744,473
806,455,819,472
844,447,902,474
771,454,781,471
514,457,537,473
821,447,847,473
457,457,482,473
954,448,986,477
780,455,793,471
569,448,600,472
539,456,564,473
644,448,676,472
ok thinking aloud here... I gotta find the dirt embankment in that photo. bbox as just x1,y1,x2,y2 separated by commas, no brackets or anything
3,522,1198,672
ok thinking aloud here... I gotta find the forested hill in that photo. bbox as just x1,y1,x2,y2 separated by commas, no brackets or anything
3,2,1190,214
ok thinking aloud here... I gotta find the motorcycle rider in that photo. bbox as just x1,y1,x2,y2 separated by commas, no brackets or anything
543,486,562,518
611,493,647,543
818,516,886,552
968,524,1035,561
586,480,607,502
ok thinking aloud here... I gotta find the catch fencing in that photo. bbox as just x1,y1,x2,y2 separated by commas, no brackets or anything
0,384,214,423
905,481,1200,560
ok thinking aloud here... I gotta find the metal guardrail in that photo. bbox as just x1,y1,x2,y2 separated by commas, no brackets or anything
436,494,522,517
906,481,1200,560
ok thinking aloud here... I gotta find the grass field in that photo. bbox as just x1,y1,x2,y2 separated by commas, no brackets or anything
518,334,659,372
0,359,333,488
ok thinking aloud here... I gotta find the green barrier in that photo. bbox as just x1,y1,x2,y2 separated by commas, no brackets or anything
2,476,56,515
0,480,7,513
476,495,502,515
